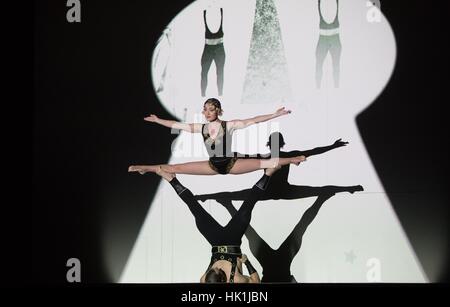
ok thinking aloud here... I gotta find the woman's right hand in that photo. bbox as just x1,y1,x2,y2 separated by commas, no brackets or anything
144,114,159,123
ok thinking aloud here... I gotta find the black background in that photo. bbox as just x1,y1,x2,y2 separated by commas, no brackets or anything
32,0,449,285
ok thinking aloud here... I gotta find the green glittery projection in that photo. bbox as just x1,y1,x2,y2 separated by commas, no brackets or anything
241,0,292,104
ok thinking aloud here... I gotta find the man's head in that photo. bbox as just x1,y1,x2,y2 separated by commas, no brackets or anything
205,267,227,283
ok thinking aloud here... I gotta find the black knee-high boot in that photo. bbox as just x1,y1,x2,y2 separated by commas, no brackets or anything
169,178,187,195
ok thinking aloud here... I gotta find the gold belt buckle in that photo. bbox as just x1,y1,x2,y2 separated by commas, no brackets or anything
218,246,227,253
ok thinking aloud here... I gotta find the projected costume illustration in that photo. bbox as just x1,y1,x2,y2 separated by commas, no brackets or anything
201,7,225,97
153,26,172,94
241,0,292,104
316,0,342,88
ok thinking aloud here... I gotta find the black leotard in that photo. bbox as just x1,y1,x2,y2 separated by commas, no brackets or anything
202,121,237,174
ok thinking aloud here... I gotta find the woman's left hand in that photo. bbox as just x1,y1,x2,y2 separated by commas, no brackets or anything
274,107,291,117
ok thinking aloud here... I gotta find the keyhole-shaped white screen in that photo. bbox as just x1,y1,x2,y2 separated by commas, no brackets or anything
120,0,427,282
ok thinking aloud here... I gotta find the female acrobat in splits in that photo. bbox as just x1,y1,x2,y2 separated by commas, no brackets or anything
128,98,306,175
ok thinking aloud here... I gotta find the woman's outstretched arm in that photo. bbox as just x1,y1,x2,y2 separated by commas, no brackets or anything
144,114,202,133
228,107,291,130
284,138,349,158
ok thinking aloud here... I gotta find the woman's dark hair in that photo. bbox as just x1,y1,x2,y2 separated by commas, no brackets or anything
205,268,227,283
266,132,286,149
